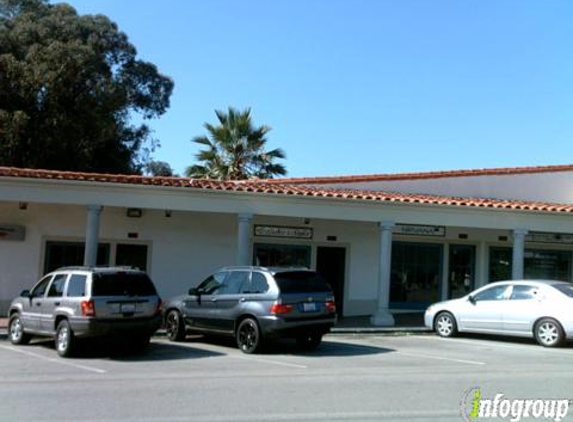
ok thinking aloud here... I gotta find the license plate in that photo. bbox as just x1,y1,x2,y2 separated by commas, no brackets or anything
302,303,317,312
121,303,136,313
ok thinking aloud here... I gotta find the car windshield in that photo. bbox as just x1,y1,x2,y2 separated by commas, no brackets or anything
274,271,332,294
92,272,157,297
551,283,573,298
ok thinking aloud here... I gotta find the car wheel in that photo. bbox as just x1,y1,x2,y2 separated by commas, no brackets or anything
236,318,262,354
165,310,186,341
296,332,323,351
55,320,75,358
534,318,564,348
435,312,458,338
9,314,31,345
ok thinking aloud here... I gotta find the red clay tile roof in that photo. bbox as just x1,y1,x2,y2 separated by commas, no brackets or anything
1,166,573,214
264,163,573,185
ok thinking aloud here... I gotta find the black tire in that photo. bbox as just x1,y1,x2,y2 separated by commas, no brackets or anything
8,314,31,345
236,318,262,354
434,312,458,338
534,318,564,348
296,332,323,351
165,310,186,342
55,320,75,358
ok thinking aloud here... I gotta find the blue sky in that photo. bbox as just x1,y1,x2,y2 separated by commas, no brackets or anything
64,0,573,178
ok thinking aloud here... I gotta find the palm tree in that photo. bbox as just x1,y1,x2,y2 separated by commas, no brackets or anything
186,107,287,180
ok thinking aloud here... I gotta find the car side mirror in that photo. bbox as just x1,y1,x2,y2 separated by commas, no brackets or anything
188,287,199,296
468,295,476,305
20,290,31,298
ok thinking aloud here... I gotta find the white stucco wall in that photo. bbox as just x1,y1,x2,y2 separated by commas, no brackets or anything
3,189,573,317
0,202,385,317
0,202,237,313
311,171,573,203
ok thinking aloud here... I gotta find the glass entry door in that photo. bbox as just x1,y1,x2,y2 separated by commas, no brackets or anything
390,242,443,310
449,244,476,299
253,243,311,268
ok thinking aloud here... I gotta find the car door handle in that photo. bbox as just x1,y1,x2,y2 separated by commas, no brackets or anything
240,297,246,302
55,302,61,306
36,302,42,306
211,298,217,302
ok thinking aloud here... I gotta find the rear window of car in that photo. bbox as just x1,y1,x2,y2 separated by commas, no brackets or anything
551,284,573,298
91,272,157,297
273,271,332,294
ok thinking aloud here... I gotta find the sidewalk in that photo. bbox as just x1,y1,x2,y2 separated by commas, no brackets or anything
0,314,429,339
332,313,430,334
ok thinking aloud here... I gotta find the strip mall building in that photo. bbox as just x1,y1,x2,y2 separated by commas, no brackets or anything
2,164,573,325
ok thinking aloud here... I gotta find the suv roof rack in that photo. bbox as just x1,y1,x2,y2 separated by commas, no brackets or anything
219,265,310,272
54,265,141,272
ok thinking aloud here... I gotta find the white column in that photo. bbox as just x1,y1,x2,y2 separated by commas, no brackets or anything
441,244,450,301
237,213,253,266
475,241,488,288
84,205,102,267
512,229,528,280
371,221,395,326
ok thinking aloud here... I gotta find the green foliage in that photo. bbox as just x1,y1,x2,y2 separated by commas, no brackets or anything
144,160,175,177
186,107,286,180
0,0,173,174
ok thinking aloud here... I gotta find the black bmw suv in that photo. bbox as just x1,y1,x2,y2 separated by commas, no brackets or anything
164,267,337,353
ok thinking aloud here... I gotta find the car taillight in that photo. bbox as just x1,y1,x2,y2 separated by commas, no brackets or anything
81,300,95,317
325,301,336,313
155,298,163,316
270,303,294,315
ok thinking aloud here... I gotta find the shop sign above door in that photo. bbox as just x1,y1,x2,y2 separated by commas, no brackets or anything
395,224,445,237
254,225,313,240
0,225,26,241
526,232,573,245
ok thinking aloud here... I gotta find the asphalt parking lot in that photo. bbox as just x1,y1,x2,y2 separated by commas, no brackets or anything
1,333,572,422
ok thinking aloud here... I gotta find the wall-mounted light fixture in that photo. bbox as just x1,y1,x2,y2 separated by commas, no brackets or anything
126,208,142,218
18,202,28,211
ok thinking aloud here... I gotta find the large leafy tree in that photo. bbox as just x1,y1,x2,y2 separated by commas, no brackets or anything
186,107,286,180
0,0,173,174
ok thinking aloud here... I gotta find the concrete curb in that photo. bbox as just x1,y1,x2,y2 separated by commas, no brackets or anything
331,327,431,334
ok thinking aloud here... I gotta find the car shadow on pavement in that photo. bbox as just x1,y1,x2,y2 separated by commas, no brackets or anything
173,334,395,357
455,333,573,348
110,341,226,362
266,339,395,357
28,337,226,361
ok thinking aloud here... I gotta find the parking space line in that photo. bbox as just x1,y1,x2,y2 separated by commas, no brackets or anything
396,351,485,365
0,345,107,374
232,354,308,369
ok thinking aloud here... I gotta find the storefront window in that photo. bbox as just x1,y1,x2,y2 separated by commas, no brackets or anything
489,247,512,282
253,243,311,268
489,246,572,282
524,249,571,281
44,241,110,274
390,242,442,309
449,245,475,299
116,244,148,271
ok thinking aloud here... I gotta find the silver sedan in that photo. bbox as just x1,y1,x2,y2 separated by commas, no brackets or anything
424,280,573,347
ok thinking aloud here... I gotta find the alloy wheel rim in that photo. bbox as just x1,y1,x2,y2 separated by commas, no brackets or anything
57,326,69,352
239,323,256,351
539,323,558,345
437,316,452,335
167,312,178,337
10,318,21,341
